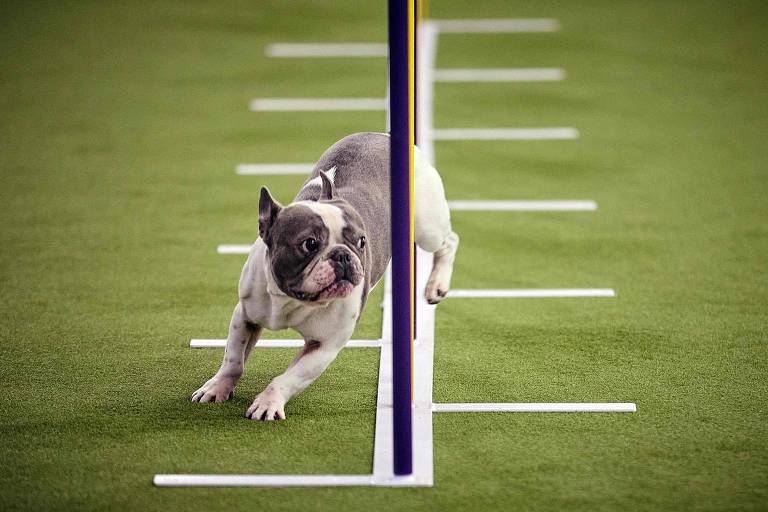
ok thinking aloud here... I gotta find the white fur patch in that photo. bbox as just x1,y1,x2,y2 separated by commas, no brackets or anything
293,200,345,243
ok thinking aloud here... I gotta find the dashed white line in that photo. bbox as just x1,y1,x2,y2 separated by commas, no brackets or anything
190,339,381,349
449,289,616,298
249,98,387,112
217,244,251,254
433,127,578,140
235,163,313,175
265,43,387,58
433,403,637,413
448,200,597,211
432,18,560,33
434,67,565,82
154,474,375,487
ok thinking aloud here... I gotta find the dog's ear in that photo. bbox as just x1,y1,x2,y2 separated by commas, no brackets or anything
259,187,282,243
318,169,336,200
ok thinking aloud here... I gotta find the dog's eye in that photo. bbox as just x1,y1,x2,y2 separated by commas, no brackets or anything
358,236,366,249
301,238,319,253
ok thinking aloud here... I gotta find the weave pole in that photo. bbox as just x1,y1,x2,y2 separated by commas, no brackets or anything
388,0,415,476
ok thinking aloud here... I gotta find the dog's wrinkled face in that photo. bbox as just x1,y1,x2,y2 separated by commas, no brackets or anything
258,184,367,303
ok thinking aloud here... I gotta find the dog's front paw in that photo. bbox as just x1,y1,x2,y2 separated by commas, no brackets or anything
246,386,287,421
191,375,236,403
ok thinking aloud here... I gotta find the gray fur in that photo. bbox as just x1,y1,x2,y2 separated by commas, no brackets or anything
296,132,391,288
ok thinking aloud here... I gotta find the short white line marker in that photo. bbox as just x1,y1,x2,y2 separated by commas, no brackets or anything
448,200,597,211
432,18,560,33
265,43,387,58
153,474,427,488
249,98,387,112
433,403,636,413
235,163,313,175
434,68,565,82
217,244,251,254
433,128,578,140
449,289,616,298
154,474,374,487
190,339,381,349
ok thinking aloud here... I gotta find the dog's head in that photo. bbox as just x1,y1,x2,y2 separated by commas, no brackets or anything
258,171,367,302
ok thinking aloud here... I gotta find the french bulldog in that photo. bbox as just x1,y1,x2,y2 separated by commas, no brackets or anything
191,132,459,420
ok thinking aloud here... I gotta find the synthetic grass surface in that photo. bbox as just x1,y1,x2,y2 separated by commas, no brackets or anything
1,0,766,510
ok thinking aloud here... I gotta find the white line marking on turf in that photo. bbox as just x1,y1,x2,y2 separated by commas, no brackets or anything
449,289,616,298
217,244,251,254
448,200,597,211
433,127,578,140
265,43,387,58
434,68,565,82
153,473,426,488
249,98,386,112
432,18,560,33
190,339,381,349
433,403,637,413
235,163,313,175
154,474,375,487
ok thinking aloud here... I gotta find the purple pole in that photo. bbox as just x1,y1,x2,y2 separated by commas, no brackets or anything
388,0,413,476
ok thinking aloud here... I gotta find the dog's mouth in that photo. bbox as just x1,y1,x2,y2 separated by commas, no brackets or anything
318,278,355,299
292,278,355,302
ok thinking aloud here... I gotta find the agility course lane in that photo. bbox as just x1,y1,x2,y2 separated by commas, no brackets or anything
160,13,636,489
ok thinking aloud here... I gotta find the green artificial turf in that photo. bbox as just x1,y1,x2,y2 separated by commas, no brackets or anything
1,0,766,510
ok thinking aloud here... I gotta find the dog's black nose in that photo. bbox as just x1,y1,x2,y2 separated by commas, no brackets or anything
330,248,351,264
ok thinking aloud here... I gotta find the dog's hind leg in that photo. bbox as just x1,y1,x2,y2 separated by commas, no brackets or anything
414,147,460,304
424,231,459,304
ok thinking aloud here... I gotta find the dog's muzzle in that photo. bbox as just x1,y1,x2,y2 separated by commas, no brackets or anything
329,246,361,285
